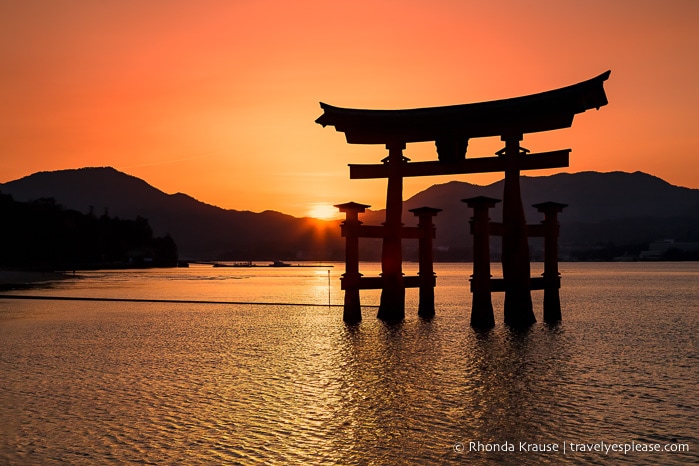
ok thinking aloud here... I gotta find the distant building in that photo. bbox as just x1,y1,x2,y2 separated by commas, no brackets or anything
639,239,699,260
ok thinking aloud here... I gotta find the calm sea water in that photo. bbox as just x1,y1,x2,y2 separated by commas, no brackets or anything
1,262,697,465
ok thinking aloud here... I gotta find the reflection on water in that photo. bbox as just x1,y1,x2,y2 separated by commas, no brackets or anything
0,262,697,464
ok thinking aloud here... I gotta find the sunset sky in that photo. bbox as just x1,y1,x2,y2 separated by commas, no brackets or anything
1,0,698,218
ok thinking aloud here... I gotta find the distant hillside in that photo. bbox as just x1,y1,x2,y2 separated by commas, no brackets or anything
2,168,698,261
361,171,699,260
0,167,342,260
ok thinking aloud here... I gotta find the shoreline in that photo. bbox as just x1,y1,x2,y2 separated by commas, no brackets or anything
0,270,75,290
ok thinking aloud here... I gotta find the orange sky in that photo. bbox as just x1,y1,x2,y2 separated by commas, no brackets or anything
1,0,698,218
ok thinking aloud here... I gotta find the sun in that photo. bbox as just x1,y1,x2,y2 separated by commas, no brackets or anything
307,203,340,220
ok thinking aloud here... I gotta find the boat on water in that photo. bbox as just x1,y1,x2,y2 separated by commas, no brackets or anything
269,260,291,267
212,261,257,268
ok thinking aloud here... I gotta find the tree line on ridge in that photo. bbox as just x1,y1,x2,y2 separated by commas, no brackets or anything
0,192,178,270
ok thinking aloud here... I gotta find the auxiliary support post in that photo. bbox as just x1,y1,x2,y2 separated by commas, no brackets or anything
463,196,500,329
534,202,567,323
335,202,369,323
410,207,442,318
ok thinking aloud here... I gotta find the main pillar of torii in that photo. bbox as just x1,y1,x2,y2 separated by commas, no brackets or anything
316,71,610,325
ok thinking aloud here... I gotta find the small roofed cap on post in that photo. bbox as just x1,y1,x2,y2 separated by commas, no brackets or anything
316,71,611,145
462,196,502,208
533,201,568,213
408,206,443,216
334,202,370,213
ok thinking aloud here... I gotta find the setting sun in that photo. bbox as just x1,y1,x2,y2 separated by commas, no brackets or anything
308,203,341,220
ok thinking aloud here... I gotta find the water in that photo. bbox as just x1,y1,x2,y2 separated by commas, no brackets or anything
1,262,697,465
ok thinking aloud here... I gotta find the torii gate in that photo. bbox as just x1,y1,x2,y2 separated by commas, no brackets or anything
317,71,610,325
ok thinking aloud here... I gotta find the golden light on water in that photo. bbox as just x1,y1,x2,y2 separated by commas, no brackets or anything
1,264,697,463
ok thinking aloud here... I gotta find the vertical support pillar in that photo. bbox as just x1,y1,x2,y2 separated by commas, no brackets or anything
335,202,369,323
463,196,500,329
499,135,536,327
409,206,442,318
534,201,567,323
378,143,408,322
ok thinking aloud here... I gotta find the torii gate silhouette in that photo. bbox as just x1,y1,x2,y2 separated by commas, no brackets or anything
317,71,610,327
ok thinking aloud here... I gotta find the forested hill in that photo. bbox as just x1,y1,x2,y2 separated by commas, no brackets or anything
0,193,178,269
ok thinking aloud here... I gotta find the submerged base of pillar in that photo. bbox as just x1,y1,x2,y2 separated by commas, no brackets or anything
503,288,536,327
470,294,495,329
417,288,435,318
377,303,405,321
417,307,435,319
543,288,562,323
377,279,405,322
343,290,362,324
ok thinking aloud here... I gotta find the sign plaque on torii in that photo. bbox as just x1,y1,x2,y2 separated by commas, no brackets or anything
316,71,610,326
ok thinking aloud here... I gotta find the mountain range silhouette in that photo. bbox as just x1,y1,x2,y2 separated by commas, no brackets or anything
2,167,698,261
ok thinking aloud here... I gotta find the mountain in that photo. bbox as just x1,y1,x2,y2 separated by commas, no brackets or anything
360,171,699,259
0,167,342,260
2,168,698,261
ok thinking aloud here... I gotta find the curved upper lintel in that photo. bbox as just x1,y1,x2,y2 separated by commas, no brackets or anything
315,70,610,145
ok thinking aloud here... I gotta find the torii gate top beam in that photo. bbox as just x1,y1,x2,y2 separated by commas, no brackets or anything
315,70,610,149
